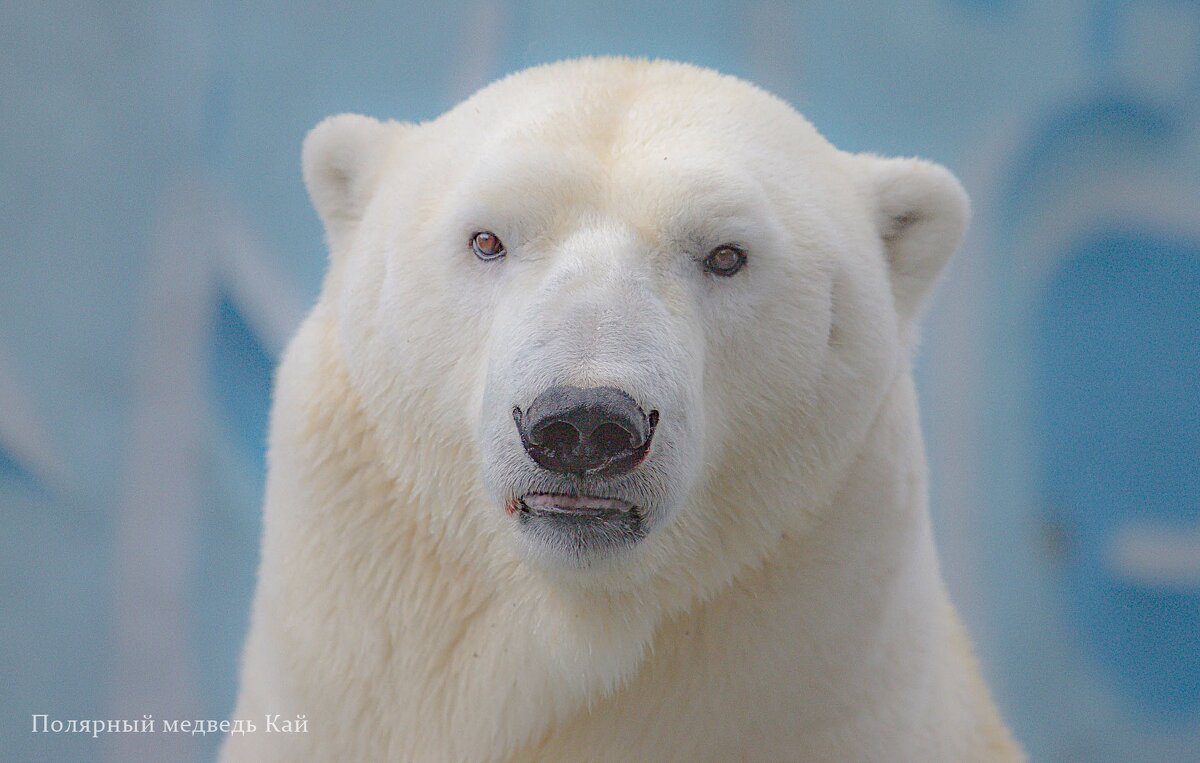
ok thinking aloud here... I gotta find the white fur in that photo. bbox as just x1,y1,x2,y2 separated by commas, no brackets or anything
223,58,1020,761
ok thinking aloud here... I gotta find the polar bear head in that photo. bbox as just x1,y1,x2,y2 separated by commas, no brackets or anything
301,59,966,590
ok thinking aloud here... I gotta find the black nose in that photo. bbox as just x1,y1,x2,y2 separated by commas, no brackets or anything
514,386,658,477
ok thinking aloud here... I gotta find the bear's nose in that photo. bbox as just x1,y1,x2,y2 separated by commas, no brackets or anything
513,386,658,477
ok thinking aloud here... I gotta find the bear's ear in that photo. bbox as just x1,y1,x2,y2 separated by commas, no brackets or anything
303,114,403,251
859,155,969,322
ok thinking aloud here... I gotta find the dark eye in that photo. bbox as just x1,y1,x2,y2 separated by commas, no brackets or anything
702,245,746,276
471,231,506,260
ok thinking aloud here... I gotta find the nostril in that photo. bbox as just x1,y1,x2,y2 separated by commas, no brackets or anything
533,420,580,452
592,422,635,452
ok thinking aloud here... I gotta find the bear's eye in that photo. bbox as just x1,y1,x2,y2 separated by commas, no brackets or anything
471,231,506,260
702,245,746,276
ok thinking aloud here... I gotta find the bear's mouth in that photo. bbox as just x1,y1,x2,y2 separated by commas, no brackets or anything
516,492,636,516
509,492,646,557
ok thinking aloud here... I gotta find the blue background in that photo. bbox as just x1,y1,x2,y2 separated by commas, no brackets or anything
3,2,1198,760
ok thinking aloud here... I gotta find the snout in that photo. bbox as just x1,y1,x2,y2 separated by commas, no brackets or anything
513,385,658,478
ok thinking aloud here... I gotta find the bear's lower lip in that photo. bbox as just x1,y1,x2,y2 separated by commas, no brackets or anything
512,492,646,557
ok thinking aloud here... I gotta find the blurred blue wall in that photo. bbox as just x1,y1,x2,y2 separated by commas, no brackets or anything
2,2,1198,760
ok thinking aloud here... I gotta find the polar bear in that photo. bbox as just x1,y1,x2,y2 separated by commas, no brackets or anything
223,58,1021,761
